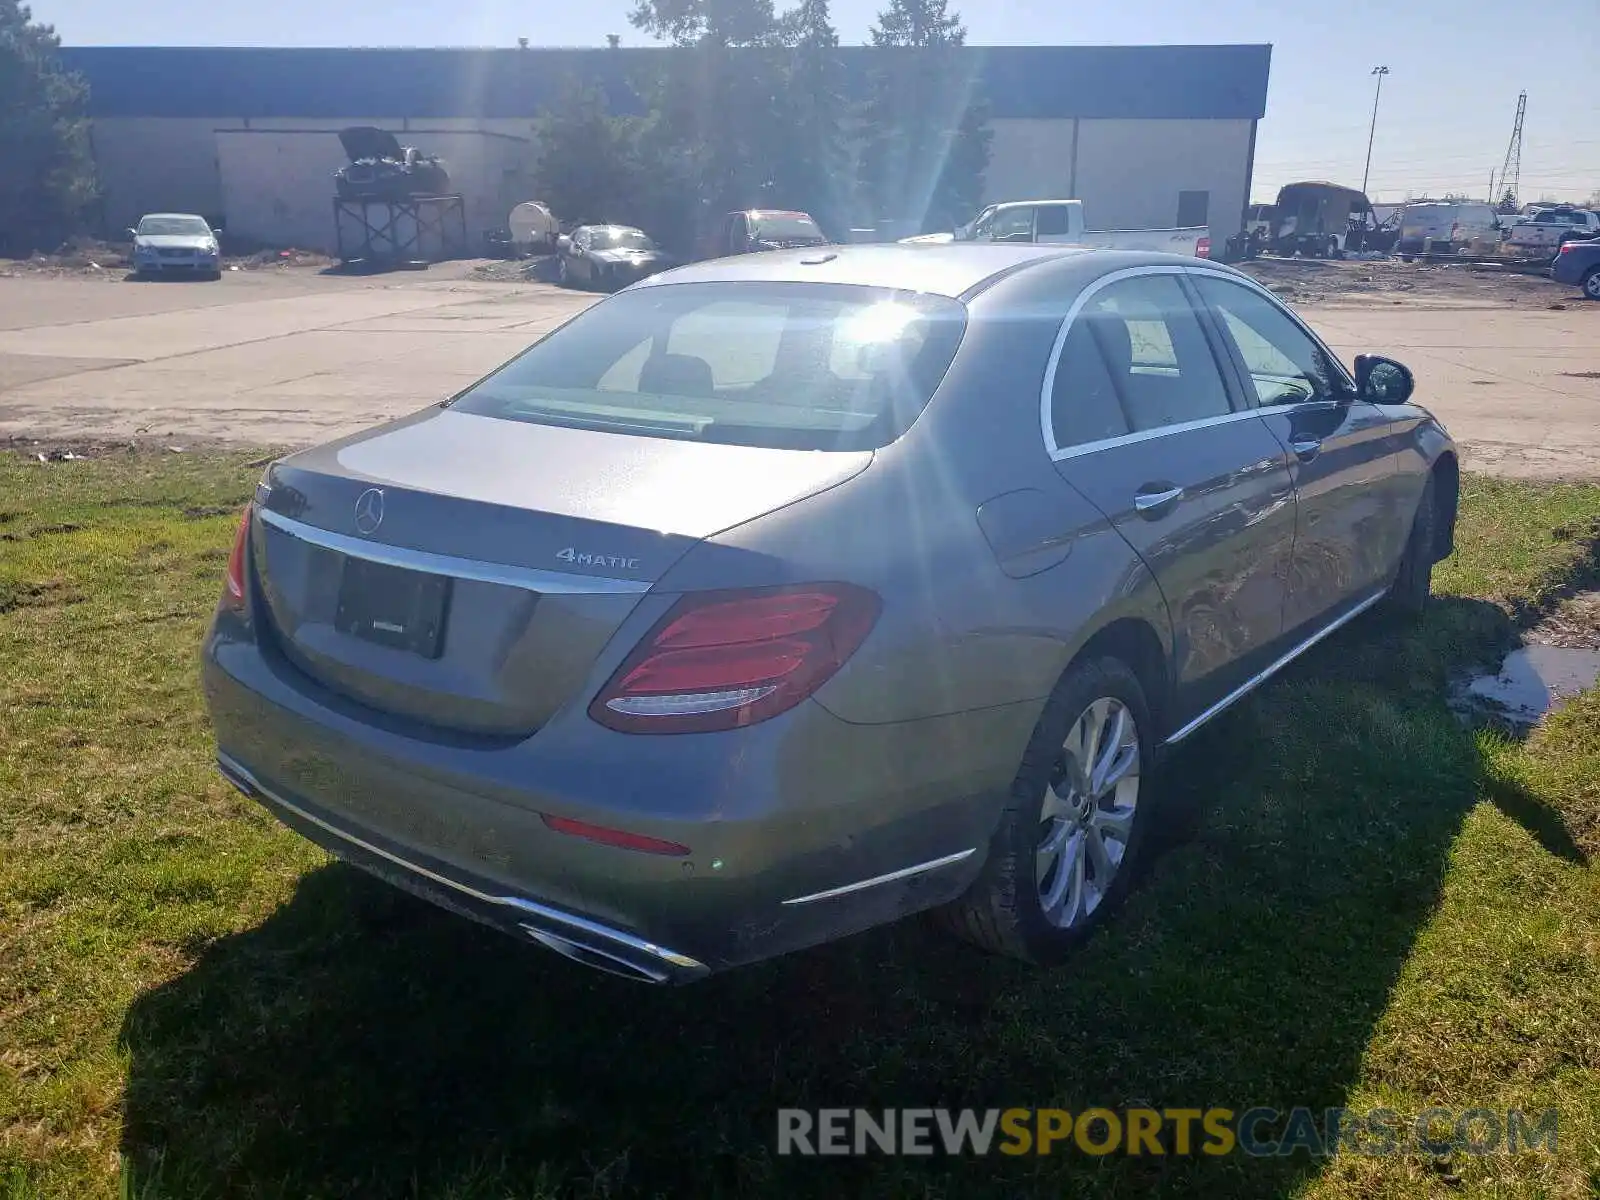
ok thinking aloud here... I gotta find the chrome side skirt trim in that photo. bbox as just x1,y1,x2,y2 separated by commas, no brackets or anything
780,848,977,907
1163,589,1387,747
256,507,651,595
217,753,707,979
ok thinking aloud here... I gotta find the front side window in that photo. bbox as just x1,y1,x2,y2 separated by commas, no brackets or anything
451,282,967,451
1048,272,1234,449
1192,276,1349,407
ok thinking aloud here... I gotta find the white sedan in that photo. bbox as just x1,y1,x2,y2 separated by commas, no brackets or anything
129,213,222,280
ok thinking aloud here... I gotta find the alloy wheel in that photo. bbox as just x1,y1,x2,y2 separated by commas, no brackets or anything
1035,697,1141,929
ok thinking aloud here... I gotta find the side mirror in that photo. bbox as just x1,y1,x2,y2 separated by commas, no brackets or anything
126,228,138,238
1355,354,1415,405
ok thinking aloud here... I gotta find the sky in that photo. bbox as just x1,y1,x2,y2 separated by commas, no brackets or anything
36,0,1600,206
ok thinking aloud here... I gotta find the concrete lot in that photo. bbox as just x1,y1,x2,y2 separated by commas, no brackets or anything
0,265,1595,477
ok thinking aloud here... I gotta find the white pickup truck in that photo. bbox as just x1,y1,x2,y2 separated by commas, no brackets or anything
1505,208,1600,259
901,199,1211,258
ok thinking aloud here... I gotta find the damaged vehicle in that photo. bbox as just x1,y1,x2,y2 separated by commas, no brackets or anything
556,225,676,290
1268,182,1370,258
334,127,451,201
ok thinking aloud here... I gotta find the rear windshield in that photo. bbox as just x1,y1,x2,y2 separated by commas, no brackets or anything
450,282,968,451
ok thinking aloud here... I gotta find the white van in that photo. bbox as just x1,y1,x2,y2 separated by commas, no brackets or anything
1396,202,1500,256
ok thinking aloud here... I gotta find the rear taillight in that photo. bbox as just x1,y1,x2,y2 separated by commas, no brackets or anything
590,583,881,733
1559,242,1578,254
1195,236,1211,259
223,505,251,610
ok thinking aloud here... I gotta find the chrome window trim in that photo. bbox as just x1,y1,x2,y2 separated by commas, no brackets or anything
779,848,977,906
256,507,651,595
1163,588,1387,746
1039,264,1256,462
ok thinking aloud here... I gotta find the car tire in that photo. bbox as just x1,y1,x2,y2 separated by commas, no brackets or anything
1582,266,1600,301
557,255,569,286
1386,470,1439,618
938,655,1158,965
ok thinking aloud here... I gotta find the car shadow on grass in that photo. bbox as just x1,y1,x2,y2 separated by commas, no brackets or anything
118,595,1575,1199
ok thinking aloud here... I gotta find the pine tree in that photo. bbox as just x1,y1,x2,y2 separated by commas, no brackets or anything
860,0,990,233
0,0,97,252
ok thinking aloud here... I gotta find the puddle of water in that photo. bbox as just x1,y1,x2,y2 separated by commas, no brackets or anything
1460,644,1600,728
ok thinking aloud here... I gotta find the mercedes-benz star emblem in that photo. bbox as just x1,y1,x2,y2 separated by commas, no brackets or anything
353,488,385,535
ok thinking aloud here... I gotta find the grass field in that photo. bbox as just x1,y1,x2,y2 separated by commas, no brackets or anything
1,450,1597,1199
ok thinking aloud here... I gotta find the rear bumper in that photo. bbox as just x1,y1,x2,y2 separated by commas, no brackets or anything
202,623,1031,980
218,753,712,983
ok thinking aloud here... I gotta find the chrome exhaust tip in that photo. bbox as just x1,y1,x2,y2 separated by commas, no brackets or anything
518,924,674,984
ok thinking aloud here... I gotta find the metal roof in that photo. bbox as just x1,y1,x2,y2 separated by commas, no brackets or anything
635,243,1100,299
59,44,1271,122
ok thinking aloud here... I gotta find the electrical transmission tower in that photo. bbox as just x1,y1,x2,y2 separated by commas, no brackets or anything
1498,91,1527,209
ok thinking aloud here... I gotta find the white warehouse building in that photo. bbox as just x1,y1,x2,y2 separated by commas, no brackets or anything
61,44,1272,254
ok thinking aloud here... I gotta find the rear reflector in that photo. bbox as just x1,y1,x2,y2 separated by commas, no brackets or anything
541,814,691,856
223,505,251,609
590,583,880,733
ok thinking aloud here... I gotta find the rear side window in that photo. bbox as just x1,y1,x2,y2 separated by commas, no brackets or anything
1048,273,1234,449
1035,205,1073,236
451,282,967,451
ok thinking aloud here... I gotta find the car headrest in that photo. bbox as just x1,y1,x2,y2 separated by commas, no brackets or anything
638,353,714,398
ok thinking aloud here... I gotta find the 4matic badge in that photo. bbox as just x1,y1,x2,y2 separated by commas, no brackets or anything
556,547,641,570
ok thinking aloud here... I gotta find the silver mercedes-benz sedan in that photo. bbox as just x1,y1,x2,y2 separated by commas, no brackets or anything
201,244,1459,983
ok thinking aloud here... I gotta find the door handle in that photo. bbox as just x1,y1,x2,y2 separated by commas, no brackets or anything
1133,484,1184,518
1290,437,1323,462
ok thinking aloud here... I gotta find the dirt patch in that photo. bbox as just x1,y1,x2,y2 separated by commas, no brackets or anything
470,256,559,284
0,578,85,613
1238,257,1569,308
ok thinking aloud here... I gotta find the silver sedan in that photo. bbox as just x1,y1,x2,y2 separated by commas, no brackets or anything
202,244,1458,983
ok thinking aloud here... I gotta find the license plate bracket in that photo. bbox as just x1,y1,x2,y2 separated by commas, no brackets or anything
334,557,451,659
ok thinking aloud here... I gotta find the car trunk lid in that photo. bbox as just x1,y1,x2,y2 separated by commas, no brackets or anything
250,408,872,738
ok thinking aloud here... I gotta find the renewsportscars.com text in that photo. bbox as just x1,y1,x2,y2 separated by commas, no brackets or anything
776,1107,1558,1158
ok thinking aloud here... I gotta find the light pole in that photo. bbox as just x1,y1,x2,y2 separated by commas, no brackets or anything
1361,66,1390,197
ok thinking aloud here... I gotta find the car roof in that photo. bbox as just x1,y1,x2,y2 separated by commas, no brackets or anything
636,243,1216,300
743,209,814,219
577,223,644,233
139,212,206,220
